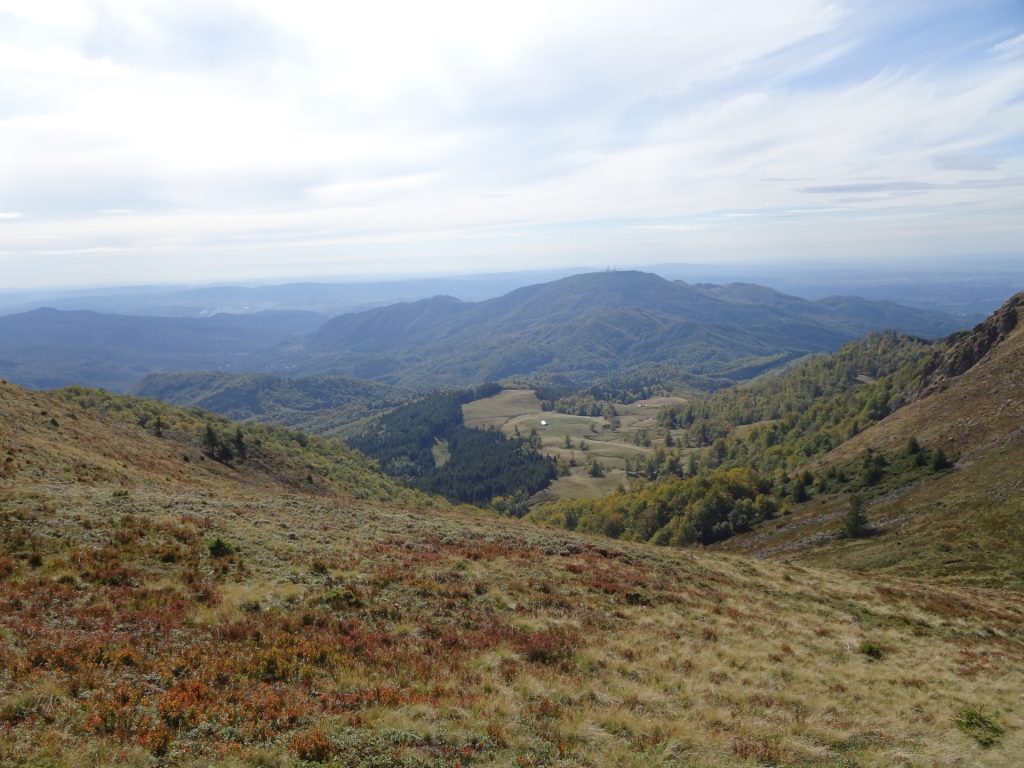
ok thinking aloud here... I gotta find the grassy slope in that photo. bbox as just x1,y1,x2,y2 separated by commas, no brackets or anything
717,300,1024,588
38,385,418,505
131,372,410,440
1,381,1022,766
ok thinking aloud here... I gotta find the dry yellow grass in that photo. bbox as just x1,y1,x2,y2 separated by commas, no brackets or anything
1,380,1022,766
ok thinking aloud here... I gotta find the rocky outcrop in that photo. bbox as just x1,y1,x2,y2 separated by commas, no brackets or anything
917,292,1024,396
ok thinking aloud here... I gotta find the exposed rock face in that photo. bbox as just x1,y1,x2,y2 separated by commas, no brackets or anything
918,292,1024,396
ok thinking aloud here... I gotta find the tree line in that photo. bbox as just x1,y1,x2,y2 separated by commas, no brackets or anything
526,332,955,548
347,384,556,506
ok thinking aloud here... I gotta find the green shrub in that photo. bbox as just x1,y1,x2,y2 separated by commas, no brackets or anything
316,586,364,611
954,706,1005,748
859,640,884,661
207,537,234,558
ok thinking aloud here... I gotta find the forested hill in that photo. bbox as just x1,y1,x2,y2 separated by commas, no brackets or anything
526,330,938,547
347,386,558,506
715,290,1024,584
526,291,1024,586
132,372,410,438
0,308,324,392
0,271,968,395
293,270,966,388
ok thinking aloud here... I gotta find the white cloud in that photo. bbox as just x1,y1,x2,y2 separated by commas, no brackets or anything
992,32,1024,58
0,0,93,30
0,0,1021,288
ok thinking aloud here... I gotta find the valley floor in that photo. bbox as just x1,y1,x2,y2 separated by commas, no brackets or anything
463,389,688,501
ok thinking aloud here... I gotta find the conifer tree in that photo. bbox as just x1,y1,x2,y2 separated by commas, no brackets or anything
840,493,872,539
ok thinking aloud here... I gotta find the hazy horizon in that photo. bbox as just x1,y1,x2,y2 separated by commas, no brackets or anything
3,259,1022,323
5,254,1024,295
1,1,1022,289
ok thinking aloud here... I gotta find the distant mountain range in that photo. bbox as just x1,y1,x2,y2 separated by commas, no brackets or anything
0,308,323,392
0,269,589,318
5,262,1019,318
291,271,968,387
0,270,969,392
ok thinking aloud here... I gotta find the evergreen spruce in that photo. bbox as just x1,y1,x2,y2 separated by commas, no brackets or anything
839,493,872,539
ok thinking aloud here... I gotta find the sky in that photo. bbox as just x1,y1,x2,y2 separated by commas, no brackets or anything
0,0,1022,289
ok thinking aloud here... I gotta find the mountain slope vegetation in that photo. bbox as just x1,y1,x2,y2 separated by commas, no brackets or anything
28,385,419,504
521,292,1023,589
0,272,965,396
347,386,558,506
666,330,938,475
132,371,410,438
286,271,966,388
1,378,1021,766
525,331,939,544
0,308,323,392
718,292,1024,586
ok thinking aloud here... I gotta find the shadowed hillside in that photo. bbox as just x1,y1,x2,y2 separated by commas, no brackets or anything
0,309,324,392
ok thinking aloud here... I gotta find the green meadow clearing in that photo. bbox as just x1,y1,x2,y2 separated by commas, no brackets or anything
463,389,692,500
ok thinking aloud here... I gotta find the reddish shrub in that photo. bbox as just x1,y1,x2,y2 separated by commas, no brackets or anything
158,679,214,728
515,626,579,665
290,727,336,762
137,724,174,757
